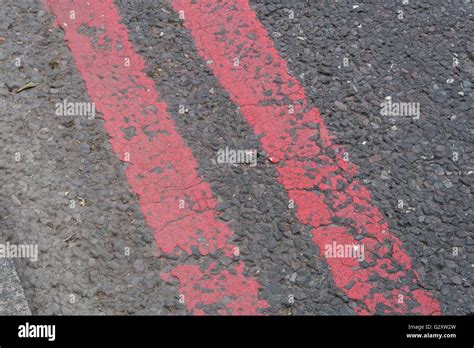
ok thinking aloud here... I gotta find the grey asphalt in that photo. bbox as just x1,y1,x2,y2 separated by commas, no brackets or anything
0,0,472,315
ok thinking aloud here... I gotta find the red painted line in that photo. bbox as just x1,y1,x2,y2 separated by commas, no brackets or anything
45,0,268,315
172,0,441,315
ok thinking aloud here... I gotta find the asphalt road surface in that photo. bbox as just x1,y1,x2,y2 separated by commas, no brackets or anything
0,0,472,315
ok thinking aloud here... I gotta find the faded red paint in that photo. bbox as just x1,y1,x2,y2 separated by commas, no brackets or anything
171,0,440,315
163,262,268,315
45,0,268,315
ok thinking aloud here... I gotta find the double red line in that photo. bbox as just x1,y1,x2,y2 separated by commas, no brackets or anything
46,0,440,315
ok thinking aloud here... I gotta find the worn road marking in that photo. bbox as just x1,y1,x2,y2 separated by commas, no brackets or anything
172,0,440,315
45,0,268,315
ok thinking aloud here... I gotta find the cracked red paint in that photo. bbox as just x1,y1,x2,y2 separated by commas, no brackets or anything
45,0,268,315
162,262,268,315
172,0,441,315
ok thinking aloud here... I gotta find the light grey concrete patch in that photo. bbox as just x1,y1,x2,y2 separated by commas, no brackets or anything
0,258,31,315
